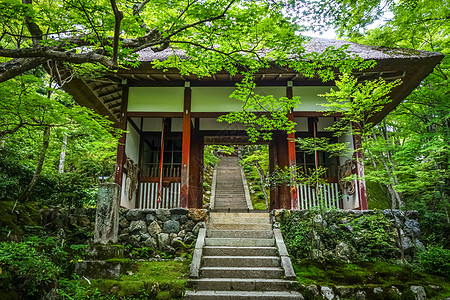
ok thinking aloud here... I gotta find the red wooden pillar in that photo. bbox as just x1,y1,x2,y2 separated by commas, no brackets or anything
287,82,298,209
269,131,291,209
180,82,191,208
352,122,368,210
114,83,129,186
189,123,204,208
269,137,280,210
278,131,291,209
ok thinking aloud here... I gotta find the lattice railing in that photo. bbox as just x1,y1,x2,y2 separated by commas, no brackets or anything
297,183,341,209
138,182,181,209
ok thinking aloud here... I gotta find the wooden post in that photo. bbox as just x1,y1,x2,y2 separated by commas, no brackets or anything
114,82,128,186
287,82,298,209
352,122,368,210
189,123,204,208
180,82,191,208
269,138,279,210
278,131,291,209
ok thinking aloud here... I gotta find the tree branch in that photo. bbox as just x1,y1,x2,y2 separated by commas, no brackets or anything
0,57,47,83
22,0,43,46
0,48,115,68
165,0,236,40
133,0,151,32
110,0,123,66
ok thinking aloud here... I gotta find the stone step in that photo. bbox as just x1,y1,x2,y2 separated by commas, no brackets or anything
213,204,248,208
209,218,270,224
207,230,273,239
209,215,269,222
200,267,284,279
188,278,298,292
215,192,246,194
208,223,272,230
184,290,304,300
203,246,278,257
202,256,280,268
210,213,270,218
205,238,275,247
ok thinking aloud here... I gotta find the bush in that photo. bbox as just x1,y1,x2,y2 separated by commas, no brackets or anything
0,241,61,296
418,246,450,279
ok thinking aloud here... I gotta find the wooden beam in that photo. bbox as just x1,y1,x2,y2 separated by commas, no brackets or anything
180,83,191,208
114,85,129,186
92,83,116,92
98,89,122,99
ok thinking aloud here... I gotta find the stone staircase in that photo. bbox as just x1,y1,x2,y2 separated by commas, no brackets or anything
185,212,302,299
213,156,249,211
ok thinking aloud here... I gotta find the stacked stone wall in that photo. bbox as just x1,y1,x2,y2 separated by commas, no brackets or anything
40,207,207,256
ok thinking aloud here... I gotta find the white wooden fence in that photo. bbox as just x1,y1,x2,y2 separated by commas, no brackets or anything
138,182,181,209
297,183,341,209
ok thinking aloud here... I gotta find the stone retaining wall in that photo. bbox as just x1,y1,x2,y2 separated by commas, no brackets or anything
40,207,208,256
118,208,207,254
271,209,424,261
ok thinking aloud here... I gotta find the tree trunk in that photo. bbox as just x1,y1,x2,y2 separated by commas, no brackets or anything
17,126,51,203
254,161,269,209
58,134,67,173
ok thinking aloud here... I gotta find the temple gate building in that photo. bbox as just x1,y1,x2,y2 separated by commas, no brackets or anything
63,38,443,211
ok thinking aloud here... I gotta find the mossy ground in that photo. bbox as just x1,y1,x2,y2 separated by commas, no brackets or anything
294,259,450,299
87,260,190,299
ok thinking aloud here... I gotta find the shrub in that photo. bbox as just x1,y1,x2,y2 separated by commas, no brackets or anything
0,241,61,296
418,246,450,279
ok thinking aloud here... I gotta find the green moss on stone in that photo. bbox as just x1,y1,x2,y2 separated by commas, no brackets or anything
294,260,450,299
88,260,189,299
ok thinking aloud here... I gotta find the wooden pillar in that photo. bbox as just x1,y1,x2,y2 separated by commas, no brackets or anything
189,124,204,208
352,122,368,210
287,82,298,209
180,82,191,208
278,131,291,209
269,137,279,210
269,131,291,209
114,83,129,186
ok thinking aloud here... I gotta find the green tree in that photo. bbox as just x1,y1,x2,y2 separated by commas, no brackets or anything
300,0,449,244
0,72,119,204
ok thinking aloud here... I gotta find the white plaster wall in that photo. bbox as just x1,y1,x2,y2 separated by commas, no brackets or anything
128,87,184,112
292,86,333,111
128,86,335,113
191,87,241,112
121,121,141,208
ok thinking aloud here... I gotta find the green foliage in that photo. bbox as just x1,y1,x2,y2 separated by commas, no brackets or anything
294,259,450,298
0,240,61,296
279,210,397,261
320,73,401,137
418,246,450,279
58,274,104,300
349,212,397,259
0,74,119,205
266,165,328,188
203,145,220,168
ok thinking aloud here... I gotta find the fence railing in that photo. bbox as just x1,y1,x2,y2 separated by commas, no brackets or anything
297,183,341,209
138,182,181,209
